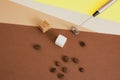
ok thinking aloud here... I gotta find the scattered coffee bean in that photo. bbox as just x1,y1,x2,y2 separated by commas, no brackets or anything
50,67,56,73
55,61,61,67
80,41,86,47
57,73,64,79
61,67,68,73
72,57,79,64
79,67,84,72
62,56,69,62
33,44,40,50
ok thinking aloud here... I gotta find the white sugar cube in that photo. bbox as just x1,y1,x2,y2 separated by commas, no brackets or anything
55,34,67,48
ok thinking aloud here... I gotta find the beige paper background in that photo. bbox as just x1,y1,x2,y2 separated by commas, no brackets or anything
0,0,91,32
10,0,120,35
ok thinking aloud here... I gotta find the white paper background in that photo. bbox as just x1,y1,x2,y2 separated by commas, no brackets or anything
10,0,120,35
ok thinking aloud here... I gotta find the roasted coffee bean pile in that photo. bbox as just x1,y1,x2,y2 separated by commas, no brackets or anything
49,55,85,79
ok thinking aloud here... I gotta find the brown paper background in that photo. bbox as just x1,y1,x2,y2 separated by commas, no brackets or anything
0,23,120,80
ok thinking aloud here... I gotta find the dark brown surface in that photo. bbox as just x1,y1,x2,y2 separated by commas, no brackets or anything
0,23,120,80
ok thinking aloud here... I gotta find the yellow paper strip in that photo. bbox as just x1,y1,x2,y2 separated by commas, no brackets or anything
35,0,120,23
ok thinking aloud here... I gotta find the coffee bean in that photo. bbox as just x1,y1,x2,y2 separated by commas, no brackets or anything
57,73,64,79
55,61,61,67
72,57,79,64
61,67,68,73
80,41,86,47
33,44,40,50
62,56,69,62
50,67,56,73
79,67,84,72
